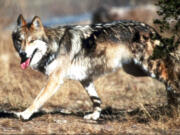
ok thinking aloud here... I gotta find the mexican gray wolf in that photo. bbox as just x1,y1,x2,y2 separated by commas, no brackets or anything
11,14,179,121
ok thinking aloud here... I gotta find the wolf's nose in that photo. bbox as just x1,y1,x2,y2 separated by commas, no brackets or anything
20,52,26,58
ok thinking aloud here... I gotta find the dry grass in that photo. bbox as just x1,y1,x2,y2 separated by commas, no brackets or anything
0,31,179,134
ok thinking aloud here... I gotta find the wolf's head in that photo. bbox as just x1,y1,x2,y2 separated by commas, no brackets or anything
12,14,48,70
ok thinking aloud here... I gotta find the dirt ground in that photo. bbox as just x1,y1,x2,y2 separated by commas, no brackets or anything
0,31,179,134
0,112,180,134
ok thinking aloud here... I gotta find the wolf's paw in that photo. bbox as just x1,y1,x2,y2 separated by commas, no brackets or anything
84,111,101,120
14,110,33,121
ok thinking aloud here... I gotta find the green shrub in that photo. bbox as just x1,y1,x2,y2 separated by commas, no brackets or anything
152,0,180,60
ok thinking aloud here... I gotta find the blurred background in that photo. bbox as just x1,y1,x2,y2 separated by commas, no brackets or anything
1,0,158,30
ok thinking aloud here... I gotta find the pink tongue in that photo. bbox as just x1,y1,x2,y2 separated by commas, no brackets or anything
21,58,30,70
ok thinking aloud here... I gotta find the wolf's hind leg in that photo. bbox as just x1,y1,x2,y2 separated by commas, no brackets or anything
145,59,179,106
81,79,102,120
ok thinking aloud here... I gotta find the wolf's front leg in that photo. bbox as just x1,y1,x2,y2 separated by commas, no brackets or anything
15,69,64,120
81,80,102,120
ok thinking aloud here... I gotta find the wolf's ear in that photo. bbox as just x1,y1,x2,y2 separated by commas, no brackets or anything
31,16,43,30
17,14,27,27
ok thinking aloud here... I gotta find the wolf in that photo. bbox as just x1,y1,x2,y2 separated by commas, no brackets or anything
12,14,179,121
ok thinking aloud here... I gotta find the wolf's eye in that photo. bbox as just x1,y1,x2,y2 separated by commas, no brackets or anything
29,40,35,43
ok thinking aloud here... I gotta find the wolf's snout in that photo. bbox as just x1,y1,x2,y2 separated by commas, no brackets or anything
20,51,27,58
15,42,21,52
19,51,29,63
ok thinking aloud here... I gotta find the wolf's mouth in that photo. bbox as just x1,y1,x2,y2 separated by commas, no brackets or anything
20,48,38,70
